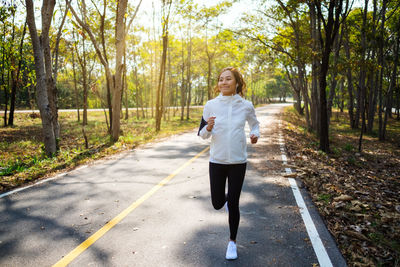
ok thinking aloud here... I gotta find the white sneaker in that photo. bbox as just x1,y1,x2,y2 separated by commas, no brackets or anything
225,241,237,260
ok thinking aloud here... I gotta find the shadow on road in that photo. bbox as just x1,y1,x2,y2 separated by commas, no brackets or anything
173,161,318,267
0,181,116,265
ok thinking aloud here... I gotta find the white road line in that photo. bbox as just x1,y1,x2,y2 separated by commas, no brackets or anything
288,178,333,267
0,165,88,199
278,121,333,267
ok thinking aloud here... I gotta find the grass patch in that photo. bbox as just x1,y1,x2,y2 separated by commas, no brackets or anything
317,193,332,204
344,143,354,152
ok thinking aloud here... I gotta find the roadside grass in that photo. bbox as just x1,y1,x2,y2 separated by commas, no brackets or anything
0,108,202,192
282,106,400,266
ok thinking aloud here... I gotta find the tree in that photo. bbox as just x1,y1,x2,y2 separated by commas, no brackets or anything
25,0,57,156
275,0,311,130
73,29,90,125
239,1,307,116
357,0,370,152
68,0,138,141
8,20,27,126
155,0,172,131
70,36,80,122
381,8,400,140
316,0,350,152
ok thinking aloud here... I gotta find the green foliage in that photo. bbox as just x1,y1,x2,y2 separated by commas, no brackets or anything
344,143,354,152
317,194,332,204
0,155,42,176
330,147,340,156
347,155,356,165
317,150,327,157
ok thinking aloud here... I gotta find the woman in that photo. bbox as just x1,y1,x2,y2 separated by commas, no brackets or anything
198,67,260,260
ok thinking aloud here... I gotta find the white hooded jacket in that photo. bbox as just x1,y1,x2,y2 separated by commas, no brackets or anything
198,93,260,164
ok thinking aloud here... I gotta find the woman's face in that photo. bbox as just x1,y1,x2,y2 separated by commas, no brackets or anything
218,70,236,96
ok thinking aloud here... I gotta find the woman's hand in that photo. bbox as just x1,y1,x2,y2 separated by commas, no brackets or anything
250,134,258,144
206,116,216,131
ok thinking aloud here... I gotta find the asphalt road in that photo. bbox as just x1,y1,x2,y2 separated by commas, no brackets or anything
0,103,346,267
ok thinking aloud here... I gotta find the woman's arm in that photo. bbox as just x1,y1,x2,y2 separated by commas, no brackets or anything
247,102,260,143
198,103,212,139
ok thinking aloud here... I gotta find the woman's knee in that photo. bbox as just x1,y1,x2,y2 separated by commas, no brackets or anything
227,200,239,211
211,198,225,210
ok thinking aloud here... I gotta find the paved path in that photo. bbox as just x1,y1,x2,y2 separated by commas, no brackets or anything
0,104,346,266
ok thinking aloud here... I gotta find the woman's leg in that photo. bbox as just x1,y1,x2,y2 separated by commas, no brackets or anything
209,162,228,210
226,163,246,241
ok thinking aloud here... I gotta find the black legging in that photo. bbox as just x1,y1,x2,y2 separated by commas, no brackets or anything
209,162,246,241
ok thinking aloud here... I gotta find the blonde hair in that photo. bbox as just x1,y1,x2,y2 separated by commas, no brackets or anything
214,67,246,97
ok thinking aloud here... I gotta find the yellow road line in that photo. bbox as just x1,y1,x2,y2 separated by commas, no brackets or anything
53,146,209,267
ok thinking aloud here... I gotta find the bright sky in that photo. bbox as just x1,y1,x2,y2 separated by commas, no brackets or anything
136,0,262,31
12,0,366,29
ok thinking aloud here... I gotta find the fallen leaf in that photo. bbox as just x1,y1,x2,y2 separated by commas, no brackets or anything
334,195,353,201
344,230,369,241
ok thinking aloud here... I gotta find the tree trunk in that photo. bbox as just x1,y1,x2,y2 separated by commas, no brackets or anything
25,0,57,156
206,53,213,100
382,33,399,140
339,78,345,112
156,34,167,131
74,31,88,126
135,65,140,120
180,37,186,121
309,1,320,134
186,16,192,120
397,79,400,121
327,29,342,125
42,4,59,145
99,0,113,132
141,72,146,118
167,44,172,121
124,48,129,120
7,8,17,127
106,74,112,132
317,0,344,152
284,66,302,114
343,23,355,128
1,19,8,127
358,0,369,151
378,0,388,140
111,0,128,140
132,49,140,120
319,50,330,152
205,28,213,101
299,64,310,129
155,1,171,131
42,0,68,145
366,0,378,133
9,21,27,126
82,34,88,125
71,42,80,122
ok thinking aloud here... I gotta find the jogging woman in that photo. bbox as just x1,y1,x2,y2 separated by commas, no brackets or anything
198,67,260,260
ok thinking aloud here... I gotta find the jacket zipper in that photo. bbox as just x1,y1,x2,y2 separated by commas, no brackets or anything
227,96,232,162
